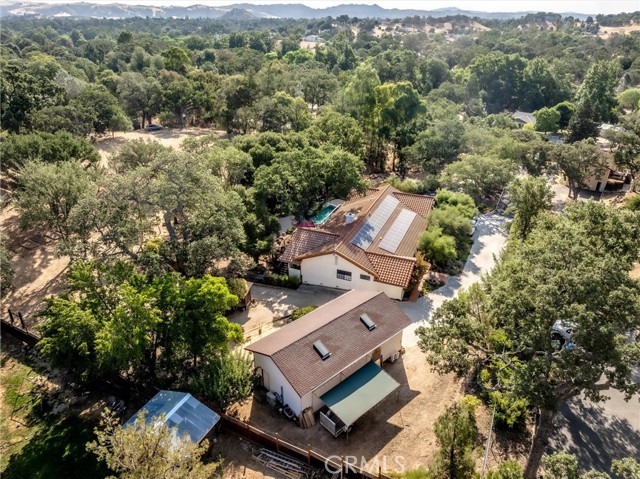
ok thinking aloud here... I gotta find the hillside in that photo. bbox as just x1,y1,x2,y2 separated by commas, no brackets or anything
0,1,592,19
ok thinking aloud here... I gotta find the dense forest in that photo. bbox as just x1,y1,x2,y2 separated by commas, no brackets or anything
1,10,640,479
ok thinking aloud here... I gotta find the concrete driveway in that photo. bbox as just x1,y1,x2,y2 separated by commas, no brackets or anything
230,283,345,339
400,213,509,347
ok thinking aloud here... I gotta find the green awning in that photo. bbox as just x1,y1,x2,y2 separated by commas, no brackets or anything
320,362,399,427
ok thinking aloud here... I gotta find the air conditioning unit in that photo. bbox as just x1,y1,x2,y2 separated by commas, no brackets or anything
266,391,277,407
389,352,400,363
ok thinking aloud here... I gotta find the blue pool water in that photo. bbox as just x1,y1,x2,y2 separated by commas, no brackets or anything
312,204,337,224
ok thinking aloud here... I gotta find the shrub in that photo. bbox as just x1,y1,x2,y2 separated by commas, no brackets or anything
625,195,640,211
291,305,317,320
189,350,257,409
486,390,529,429
226,277,248,300
430,206,472,239
434,189,477,219
487,461,524,479
418,226,457,267
386,173,419,193
263,272,300,289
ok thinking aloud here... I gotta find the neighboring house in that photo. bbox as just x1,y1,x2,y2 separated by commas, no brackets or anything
579,154,634,193
564,127,635,194
302,34,321,42
245,290,412,430
125,390,220,444
280,185,434,300
512,111,536,127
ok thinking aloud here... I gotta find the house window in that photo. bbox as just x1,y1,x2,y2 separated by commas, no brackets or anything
289,263,300,270
360,274,371,281
336,270,352,281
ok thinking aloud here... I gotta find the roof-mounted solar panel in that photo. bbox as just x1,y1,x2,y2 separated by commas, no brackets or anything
352,195,400,250
379,209,417,253
313,340,331,360
360,313,376,331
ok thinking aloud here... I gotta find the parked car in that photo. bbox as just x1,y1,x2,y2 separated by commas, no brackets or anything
551,320,576,350
145,124,162,131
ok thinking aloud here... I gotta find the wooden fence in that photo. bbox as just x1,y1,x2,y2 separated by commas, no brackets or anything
1,309,392,479
1,310,40,346
220,413,393,479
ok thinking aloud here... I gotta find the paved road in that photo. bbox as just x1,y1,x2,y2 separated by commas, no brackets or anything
395,209,640,472
549,371,640,472
400,213,509,347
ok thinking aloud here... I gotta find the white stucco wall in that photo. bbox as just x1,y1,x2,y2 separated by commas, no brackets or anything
298,254,404,300
253,353,303,415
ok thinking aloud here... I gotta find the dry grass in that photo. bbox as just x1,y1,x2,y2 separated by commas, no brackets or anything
598,24,640,38
1,128,219,326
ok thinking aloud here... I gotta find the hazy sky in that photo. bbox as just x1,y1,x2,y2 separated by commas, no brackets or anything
27,1,640,15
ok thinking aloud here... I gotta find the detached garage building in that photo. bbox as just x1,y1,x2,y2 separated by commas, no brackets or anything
245,290,412,433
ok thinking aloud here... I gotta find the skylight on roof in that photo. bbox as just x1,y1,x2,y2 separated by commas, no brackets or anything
360,313,376,331
313,340,331,360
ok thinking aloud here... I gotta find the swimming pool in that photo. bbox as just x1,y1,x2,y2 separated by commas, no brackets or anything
311,204,338,225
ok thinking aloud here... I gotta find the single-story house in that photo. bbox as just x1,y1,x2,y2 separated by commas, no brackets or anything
245,290,412,430
512,111,536,127
125,390,220,444
280,185,434,300
302,35,321,42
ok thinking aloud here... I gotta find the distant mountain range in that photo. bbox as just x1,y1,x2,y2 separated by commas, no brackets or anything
0,2,594,20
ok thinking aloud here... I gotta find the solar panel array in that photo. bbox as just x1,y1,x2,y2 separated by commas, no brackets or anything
379,209,417,253
351,195,400,250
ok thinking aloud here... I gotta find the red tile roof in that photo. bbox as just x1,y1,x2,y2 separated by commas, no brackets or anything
279,228,339,264
245,290,412,396
280,185,434,287
366,253,416,287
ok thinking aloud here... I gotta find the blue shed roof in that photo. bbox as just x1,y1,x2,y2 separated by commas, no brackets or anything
125,390,220,444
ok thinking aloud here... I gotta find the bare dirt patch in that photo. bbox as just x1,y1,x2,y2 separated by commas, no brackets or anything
94,127,227,167
598,24,640,38
631,263,640,280
1,207,69,326
215,432,283,479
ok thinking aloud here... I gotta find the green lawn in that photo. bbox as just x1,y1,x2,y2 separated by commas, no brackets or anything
2,416,109,479
1,350,108,479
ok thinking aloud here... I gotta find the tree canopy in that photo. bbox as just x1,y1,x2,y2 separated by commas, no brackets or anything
417,201,640,478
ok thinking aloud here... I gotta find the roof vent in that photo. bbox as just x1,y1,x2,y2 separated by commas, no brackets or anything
360,313,376,331
345,212,356,225
313,340,331,361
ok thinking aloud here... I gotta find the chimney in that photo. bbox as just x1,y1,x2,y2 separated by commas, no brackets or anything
345,212,356,225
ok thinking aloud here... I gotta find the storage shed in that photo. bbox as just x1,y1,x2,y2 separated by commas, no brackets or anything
125,390,220,444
